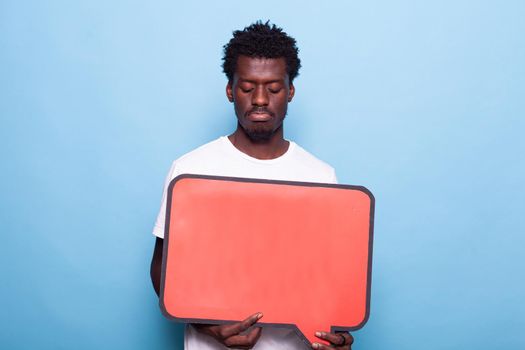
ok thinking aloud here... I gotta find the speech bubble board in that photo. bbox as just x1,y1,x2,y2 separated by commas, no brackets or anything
160,174,374,346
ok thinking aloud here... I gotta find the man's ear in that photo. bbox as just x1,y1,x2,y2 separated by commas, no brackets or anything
226,82,234,102
288,83,295,102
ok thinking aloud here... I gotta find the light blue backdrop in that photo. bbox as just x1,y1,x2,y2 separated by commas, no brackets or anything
1,1,524,349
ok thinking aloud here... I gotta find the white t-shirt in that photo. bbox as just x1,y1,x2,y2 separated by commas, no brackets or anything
153,136,337,350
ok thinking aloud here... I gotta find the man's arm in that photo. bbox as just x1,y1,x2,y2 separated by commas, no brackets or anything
149,237,263,349
150,237,163,296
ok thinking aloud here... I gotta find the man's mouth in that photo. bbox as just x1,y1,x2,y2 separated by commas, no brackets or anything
248,112,272,122
246,108,273,122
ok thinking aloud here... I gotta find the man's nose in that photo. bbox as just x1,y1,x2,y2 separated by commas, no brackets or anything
252,86,269,106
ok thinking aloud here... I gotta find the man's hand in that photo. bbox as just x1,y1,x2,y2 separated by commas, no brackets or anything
193,312,263,349
312,331,354,350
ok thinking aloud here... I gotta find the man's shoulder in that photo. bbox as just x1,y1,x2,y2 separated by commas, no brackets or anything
290,142,338,183
174,137,225,165
291,142,335,170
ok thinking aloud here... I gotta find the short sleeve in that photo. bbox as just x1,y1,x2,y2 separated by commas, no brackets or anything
330,168,338,184
152,161,180,238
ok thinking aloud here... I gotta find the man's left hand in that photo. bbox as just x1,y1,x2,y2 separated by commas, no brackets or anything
312,331,353,350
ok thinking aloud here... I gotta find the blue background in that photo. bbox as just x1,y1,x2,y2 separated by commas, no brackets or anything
1,1,524,349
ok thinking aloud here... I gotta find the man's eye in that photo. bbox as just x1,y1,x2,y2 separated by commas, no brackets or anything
268,88,282,94
239,85,254,93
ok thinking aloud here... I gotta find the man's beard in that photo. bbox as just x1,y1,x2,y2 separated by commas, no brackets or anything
240,107,286,142
244,126,276,142
240,117,285,143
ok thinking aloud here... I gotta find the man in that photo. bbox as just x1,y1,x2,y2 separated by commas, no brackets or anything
150,21,354,350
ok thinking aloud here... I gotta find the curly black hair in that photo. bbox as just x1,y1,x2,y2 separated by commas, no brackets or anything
222,21,301,83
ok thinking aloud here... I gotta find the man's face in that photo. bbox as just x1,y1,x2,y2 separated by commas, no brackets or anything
226,56,295,141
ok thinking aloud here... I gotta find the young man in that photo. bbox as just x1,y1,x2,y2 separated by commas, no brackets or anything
150,21,354,350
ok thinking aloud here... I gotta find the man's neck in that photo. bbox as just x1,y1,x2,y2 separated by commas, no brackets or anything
228,127,290,160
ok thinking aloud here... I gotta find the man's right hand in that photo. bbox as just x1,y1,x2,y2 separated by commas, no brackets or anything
193,312,264,349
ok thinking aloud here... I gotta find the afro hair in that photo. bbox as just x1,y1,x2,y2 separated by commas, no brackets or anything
222,21,301,83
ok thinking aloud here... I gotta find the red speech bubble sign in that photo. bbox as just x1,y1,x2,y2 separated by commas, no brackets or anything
160,175,374,345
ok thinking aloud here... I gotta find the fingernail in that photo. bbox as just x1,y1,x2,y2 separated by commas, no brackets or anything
256,312,263,319
315,331,322,337
312,343,320,349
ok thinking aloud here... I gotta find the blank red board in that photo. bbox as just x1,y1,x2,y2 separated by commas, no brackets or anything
160,174,374,345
